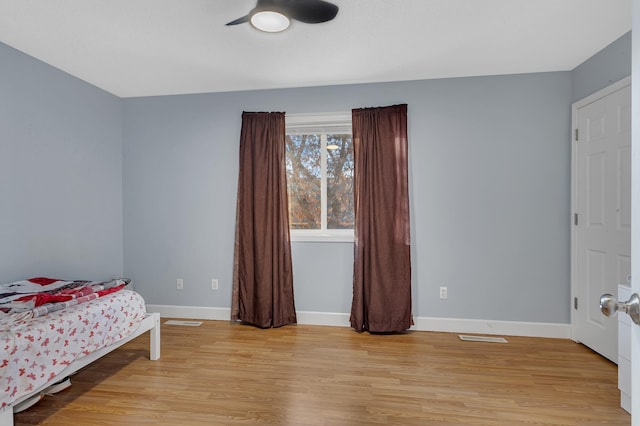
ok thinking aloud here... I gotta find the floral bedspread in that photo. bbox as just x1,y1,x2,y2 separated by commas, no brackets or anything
0,288,146,409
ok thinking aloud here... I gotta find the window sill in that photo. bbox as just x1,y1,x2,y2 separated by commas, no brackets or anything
290,231,354,243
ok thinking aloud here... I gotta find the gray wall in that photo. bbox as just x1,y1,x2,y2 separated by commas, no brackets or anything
1,30,631,325
0,43,124,283
572,31,631,102
123,72,573,323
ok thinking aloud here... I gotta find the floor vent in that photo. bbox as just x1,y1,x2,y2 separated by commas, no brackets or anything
164,320,203,326
459,335,508,343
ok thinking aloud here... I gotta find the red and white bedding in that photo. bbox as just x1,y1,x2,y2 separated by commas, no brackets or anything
0,277,147,410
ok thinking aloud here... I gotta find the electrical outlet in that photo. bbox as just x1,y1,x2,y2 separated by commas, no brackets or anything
439,286,447,299
211,279,219,290
177,279,183,290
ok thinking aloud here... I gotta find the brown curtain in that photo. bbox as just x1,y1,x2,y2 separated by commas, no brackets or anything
350,104,412,332
231,112,297,328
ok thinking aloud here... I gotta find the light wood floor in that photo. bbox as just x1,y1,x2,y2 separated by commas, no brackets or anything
15,320,630,425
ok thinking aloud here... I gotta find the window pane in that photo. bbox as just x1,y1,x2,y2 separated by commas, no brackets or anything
286,134,321,229
327,134,354,229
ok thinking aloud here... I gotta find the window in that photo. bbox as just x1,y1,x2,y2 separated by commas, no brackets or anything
285,112,354,242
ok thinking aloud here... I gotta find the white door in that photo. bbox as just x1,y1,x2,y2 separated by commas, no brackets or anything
572,78,631,362
631,3,639,421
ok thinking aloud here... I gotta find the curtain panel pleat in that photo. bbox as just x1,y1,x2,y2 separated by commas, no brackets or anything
350,104,412,332
231,112,297,328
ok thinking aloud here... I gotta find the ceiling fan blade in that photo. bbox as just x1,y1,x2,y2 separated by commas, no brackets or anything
287,0,338,24
226,15,250,26
225,0,338,28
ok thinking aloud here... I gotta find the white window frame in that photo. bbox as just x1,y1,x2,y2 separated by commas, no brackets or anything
286,112,354,243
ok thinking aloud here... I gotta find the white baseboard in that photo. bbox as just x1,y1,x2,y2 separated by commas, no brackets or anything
147,305,231,321
295,311,350,327
146,305,571,339
412,316,570,339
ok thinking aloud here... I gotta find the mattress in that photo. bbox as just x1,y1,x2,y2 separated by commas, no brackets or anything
0,289,147,409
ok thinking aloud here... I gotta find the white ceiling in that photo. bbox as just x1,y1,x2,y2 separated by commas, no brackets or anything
0,0,631,98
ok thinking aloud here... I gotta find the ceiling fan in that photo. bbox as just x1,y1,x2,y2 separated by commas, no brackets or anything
226,0,339,33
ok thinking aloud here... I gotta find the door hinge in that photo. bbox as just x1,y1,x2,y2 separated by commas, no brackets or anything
574,213,578,226
575,128,579,141
574,297,578,310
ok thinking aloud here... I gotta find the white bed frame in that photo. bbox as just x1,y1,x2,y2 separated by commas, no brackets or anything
0,312,160,426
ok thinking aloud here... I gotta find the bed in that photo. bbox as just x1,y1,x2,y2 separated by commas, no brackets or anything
0,277,160,426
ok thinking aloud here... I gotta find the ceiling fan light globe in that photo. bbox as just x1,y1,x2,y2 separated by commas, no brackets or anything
250,11,290,32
